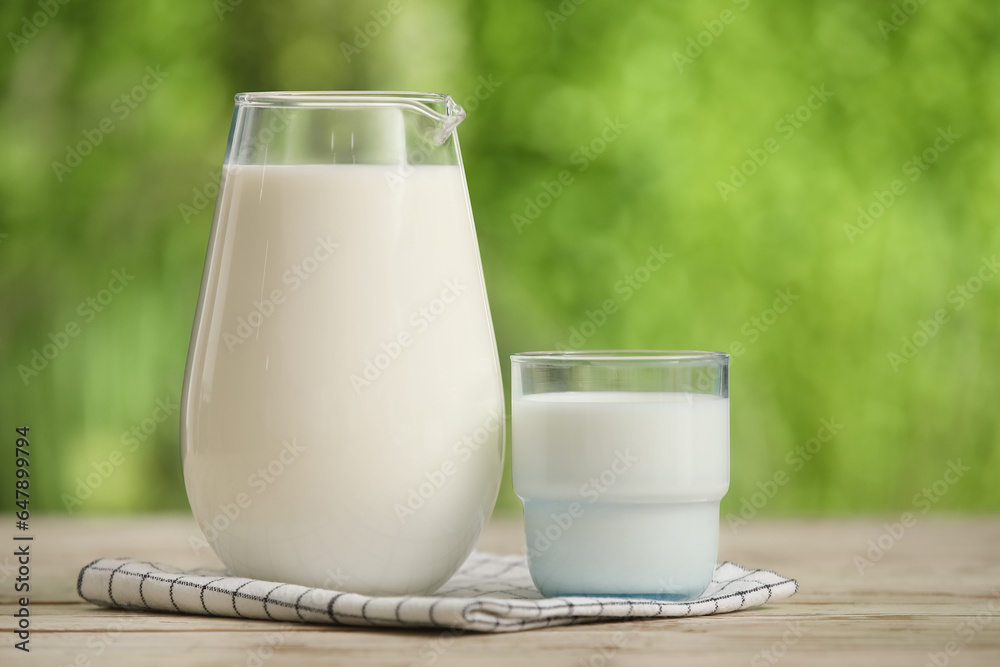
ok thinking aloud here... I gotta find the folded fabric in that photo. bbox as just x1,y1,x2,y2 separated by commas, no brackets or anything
78,552,797,633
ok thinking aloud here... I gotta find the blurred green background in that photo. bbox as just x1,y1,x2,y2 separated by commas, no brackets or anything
1,0,997,517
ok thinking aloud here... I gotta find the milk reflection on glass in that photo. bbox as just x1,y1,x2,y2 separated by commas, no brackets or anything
512,352,729,600
182,93,504,596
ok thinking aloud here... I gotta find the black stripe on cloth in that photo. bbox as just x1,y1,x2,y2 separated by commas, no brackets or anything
106,562,130,607
200,577,227,616
231,580,252,617
262,583,289,620
78,558,101,599
326,593,344,625
293,588,310,622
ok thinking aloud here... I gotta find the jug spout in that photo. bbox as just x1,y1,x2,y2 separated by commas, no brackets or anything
429,95,465,145
388,92,465,146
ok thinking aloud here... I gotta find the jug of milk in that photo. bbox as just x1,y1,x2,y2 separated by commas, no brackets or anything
180,92,505,595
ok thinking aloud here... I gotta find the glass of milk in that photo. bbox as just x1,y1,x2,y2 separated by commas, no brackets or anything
181,93,504,595
512,350,729,600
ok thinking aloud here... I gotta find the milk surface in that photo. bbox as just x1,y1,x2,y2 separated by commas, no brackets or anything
182,164,504,595
513,392,728,598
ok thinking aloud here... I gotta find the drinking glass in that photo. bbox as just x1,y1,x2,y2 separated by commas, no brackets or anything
511,350,729,599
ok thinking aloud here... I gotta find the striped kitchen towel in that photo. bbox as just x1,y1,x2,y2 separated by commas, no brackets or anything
78,552,797,633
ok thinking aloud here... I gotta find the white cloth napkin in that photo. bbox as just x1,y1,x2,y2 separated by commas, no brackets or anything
78,552,797,633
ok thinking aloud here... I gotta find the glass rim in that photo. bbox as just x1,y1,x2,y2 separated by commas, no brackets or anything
510,350,729,364
232,91,465,144
234,91,456,109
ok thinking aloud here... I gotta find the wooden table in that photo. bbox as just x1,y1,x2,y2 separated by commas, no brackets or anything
2,516,999,666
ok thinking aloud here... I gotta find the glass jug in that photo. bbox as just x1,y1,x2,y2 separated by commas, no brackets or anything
180,92,505,595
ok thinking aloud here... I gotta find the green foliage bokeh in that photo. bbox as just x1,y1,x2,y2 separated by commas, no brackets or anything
1,0,998,516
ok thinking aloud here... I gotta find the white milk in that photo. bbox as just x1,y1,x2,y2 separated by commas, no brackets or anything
513,392,728,599
182,164,504,595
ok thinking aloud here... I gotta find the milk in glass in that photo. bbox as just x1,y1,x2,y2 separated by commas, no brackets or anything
514,391,729,599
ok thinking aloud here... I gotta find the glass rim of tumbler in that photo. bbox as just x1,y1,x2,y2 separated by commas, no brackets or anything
511,350,728,364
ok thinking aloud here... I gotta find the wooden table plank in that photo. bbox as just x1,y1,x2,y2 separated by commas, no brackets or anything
2,516,999,666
